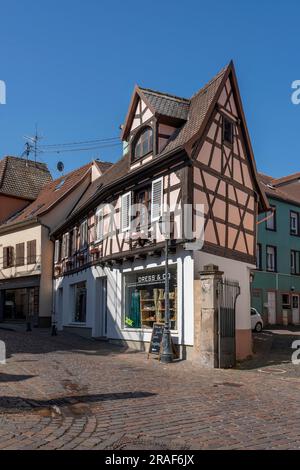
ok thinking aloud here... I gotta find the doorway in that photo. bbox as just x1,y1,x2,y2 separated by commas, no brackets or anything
267,291,276,324
292,294,300,325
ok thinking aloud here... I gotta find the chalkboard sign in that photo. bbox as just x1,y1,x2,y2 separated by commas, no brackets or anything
148,323,179,360
148,323,164,357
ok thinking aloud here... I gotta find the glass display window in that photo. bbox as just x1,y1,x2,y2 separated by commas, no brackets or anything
123,266,177,330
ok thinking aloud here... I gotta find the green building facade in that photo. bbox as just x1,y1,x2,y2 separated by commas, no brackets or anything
252,174,300,325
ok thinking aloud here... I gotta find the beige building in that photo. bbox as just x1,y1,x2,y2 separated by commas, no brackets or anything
0,160,112,326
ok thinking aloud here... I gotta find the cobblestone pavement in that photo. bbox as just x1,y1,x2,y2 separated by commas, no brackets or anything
1,326,300,450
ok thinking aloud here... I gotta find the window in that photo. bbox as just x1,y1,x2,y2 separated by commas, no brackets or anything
133,187,151,231
54,240,60,263
121,192,131,232
290,211,300,236
151,178,163,222
74,282,87,323
256,244,262,270
3,246,14,269
95,208,104,242
266,205,276,231
27,240,36,264
222,117,233,145
71,228,77,254
291,250,300,274
15,243,25,267
266,245,277,272
133,127,153,160
281,293,290,309
79,220,88,249
124,267,177,330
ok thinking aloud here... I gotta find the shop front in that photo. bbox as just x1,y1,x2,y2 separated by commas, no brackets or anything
123,266,177,330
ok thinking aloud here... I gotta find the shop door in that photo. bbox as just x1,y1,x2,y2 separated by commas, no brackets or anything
267,292,276,324
292,295,300,325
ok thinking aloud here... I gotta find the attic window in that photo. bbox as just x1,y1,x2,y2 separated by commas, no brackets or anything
223,117,233,145
133,126,153,160
55,179,65,191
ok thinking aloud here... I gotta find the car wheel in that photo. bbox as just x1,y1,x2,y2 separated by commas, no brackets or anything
255,322,262,332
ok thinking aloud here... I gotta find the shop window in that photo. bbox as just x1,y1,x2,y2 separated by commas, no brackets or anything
124,267,177,330
74,282,87,323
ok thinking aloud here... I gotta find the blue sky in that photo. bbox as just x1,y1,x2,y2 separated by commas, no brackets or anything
0,0,299,178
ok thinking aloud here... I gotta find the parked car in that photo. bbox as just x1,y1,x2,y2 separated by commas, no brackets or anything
251,308,263,332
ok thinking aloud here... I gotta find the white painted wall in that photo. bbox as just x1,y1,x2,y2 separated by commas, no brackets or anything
193,250,253,330
54,248,194,346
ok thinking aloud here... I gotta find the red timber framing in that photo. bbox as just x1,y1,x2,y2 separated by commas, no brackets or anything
53,61,268,277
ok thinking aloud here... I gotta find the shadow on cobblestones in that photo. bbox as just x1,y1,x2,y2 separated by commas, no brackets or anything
0,390,156,414
0,373,36,382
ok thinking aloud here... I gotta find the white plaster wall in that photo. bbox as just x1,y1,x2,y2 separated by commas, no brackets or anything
54,249,194,346
193,250,253,330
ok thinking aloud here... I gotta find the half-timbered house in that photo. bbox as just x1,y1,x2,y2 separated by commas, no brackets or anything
52,62,268,360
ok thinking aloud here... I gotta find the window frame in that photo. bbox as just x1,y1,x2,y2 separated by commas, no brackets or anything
222,116,234,146
266,245,277,272
256,243,262,270
290,210,300,237
132,126,153,161
266,205,276,231
291,249,300,275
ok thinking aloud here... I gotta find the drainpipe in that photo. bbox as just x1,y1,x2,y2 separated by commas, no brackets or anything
40,222,57,336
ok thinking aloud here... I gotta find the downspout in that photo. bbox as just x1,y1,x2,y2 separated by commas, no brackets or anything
40,221,57,335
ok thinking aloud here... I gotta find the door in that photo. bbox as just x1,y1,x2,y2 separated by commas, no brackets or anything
267,291,276,324
94,278,107,338
217,279,240,368
292,295,300,325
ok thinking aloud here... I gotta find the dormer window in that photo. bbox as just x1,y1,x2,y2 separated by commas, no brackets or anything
133,126,153,160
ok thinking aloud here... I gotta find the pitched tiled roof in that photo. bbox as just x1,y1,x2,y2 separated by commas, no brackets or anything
0,156,52,200
3,162,93,227
94,159,113,174
160,65,228,155
69,154,130,217
139,88,190,121
258,172,300,206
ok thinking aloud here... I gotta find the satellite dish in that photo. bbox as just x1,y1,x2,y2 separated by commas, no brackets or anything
57,161,64,173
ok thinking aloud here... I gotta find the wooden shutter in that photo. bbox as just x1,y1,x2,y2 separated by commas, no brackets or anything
151,178,163,222
3,247,8,269
95,209,104,241
121,192,131,231
16,243,25,267
27,240,36,264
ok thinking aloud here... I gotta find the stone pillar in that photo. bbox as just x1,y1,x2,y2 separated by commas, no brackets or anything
194,264,223,368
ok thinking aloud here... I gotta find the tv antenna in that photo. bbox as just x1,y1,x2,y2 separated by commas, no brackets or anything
56,161,64,174
23,125,43,162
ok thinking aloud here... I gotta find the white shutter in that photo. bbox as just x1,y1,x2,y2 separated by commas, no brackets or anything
95,208,104,241
151,177,163,222
121,192,131,232
54,240,60,263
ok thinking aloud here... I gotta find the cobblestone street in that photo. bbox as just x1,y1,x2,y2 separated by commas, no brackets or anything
1,326,300,450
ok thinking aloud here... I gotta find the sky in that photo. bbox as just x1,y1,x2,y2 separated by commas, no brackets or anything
0,0,300,178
